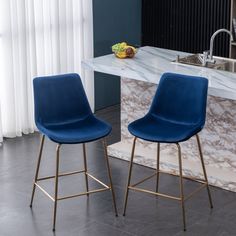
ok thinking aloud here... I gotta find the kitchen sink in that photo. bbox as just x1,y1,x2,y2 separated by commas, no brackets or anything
173,54,236,73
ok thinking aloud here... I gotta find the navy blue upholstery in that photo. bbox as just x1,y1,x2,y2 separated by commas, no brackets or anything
128,73,208,143
33,73,111,144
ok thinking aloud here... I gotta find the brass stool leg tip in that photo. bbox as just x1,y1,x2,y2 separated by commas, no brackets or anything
184,228,186,232
52,228,55,232
29,204,32,208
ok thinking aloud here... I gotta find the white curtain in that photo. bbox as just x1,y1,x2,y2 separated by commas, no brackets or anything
0,0,94,142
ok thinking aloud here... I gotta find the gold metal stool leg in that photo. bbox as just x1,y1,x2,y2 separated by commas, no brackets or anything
82,143,89,196
103,139,118,216
123,137,137,216
53,144,61,232
30,135,45,207
176,143,186,231
156,143,160,192
196,134,213,209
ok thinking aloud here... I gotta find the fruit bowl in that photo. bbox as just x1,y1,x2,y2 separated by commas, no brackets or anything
112,42,137,59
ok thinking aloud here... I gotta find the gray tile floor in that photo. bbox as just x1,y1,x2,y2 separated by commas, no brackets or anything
0,105,235,236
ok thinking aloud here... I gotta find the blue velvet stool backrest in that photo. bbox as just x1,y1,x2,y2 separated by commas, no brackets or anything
33,73,92,126
150,73,208,126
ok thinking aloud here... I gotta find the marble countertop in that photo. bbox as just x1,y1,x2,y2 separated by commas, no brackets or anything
82,46,236,100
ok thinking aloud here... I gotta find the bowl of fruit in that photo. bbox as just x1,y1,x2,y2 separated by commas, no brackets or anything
112,42,137,59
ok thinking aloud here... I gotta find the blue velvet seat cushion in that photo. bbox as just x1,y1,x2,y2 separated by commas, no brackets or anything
36,115,111,144
128,73,208,143
128,114,203,143
33,73,112,144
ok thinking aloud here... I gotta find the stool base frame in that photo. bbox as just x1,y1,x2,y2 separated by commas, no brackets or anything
30,135,118,231
123,134,213,231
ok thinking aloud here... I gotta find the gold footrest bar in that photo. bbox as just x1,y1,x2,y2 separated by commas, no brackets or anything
37,170,86,181
131,172,157,187
184,183,207,202
35,183,110,202
129,170,209,203
158,169,207,185
35,183,55,202
35,171,111,203
128,186,181,201
86,173,110,189
131,170,206,190
57,187,110,201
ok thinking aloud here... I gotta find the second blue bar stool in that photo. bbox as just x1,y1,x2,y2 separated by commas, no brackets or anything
123,72,213,231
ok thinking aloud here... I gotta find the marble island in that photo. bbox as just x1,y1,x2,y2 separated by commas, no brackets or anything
83,46,236,192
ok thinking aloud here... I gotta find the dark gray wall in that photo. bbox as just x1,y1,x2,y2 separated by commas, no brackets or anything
93,0,142,111
142,0,231,57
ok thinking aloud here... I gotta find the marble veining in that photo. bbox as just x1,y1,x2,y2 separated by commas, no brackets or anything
108,142,236,192
109,77,236,192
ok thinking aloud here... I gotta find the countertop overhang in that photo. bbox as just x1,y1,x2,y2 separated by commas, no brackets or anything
82,46,236,100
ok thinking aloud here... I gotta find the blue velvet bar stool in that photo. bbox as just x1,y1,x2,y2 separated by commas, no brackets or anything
30,73,118,231
123,72,213,231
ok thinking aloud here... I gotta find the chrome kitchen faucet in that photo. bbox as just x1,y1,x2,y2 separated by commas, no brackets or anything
201,29,233,65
